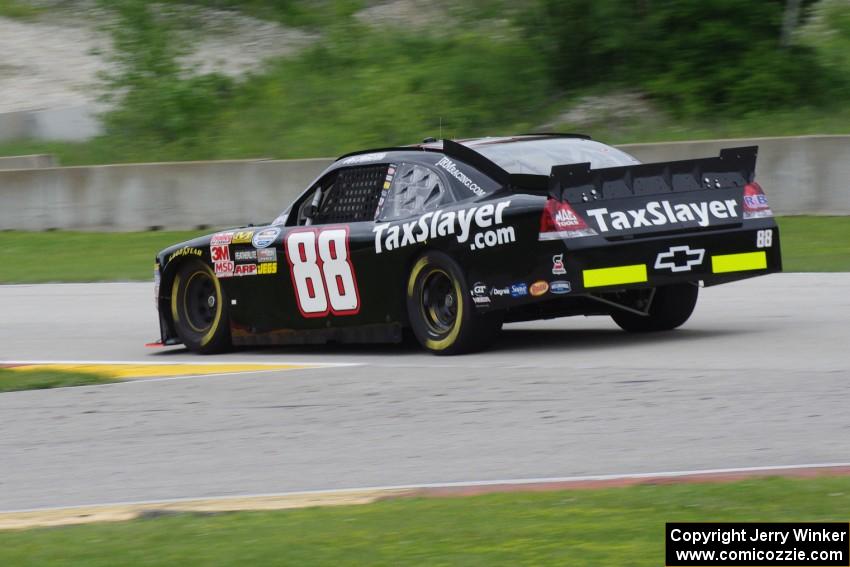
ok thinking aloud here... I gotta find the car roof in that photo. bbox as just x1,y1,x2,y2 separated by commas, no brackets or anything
335,133,592,160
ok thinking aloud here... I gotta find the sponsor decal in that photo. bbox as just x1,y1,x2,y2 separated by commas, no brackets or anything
585,199,739,233
552,254,566,275
530,280,549,296
383,165,396,190
373,200,513,254
214,260,235,278
210,244,230,262
341,152,386,165
435,157,486,197
742,185,773,219
375,165,397,219
252,227,281,249
234,249,258,262
554,208,581,229
167,247,202,263
211,231,234,245
550,280,572,294
234,263,257,277
654,245,705,273
231,230,254,244
490,286,510,297
257,248,277,263
470,281,491,307
510,283,528,297
744,194,769,210
258,262,277,275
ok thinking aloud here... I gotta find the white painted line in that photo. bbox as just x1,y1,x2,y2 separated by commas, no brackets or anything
3,461,849,514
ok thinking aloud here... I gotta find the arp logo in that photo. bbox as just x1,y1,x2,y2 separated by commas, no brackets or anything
654,245,705,273
234,264,257,277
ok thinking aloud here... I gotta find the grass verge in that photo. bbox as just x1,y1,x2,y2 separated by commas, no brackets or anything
0,217,847,284
776,216,850,272
0,0,42,20
0,368,112,392
1,476,849,565
0,230,207,283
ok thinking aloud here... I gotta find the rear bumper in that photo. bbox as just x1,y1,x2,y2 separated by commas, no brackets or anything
477,219,781,310
562,220,781,293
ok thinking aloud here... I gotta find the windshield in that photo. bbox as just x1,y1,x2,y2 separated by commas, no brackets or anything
472,138,640,175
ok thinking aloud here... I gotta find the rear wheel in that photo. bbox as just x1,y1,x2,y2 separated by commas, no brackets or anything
171,259,231,353
406,252,502,355
611,283,698,333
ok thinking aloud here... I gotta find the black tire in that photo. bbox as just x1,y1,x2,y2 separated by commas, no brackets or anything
611,283,699,333
406,252,502,355
170,259,231,353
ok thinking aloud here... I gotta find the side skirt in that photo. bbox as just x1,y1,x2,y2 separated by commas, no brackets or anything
231,323,404,346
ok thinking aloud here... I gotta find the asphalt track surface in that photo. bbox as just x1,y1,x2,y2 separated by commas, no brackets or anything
1,274,848,511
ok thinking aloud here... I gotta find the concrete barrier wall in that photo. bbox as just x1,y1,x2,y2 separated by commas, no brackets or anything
0,135,847,230
0,154,58,171
0,158,333,230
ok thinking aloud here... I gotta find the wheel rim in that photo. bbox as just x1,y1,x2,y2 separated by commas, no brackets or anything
184,271,217,333
420,269,458,337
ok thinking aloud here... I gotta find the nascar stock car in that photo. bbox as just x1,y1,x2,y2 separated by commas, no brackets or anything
153,134,781,355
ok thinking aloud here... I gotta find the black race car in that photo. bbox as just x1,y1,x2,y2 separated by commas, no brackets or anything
153,134,781,355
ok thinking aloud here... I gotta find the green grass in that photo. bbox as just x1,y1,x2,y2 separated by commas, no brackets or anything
0,368,112,392
0,0,42,19
0,230,207,283
583,106,850,146
1,476,849,566
2,108,849,168
0,217,846,284
777,216,850,271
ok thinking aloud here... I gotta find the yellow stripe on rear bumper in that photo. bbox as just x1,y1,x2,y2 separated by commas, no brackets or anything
583,264,648,288
711,251,767,274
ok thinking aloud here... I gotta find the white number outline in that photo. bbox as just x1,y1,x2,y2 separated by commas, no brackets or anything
285,226,361,318
756,229,773,248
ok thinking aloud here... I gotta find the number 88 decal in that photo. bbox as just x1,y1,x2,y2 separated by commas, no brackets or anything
286,227,360,317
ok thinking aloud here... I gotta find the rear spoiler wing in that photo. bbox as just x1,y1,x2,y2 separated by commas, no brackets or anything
548,146,758,203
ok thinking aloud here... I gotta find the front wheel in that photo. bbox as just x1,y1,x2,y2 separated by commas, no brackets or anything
406,252,502,355
611,283,698,333
170,259,231,353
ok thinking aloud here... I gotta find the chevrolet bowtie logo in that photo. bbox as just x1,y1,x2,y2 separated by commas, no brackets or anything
654,245,705,272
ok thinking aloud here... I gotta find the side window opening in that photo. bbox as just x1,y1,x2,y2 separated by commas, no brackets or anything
299,164,388,225
378,163,448,221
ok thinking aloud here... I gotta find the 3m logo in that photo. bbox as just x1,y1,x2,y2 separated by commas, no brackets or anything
654,246,705,273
